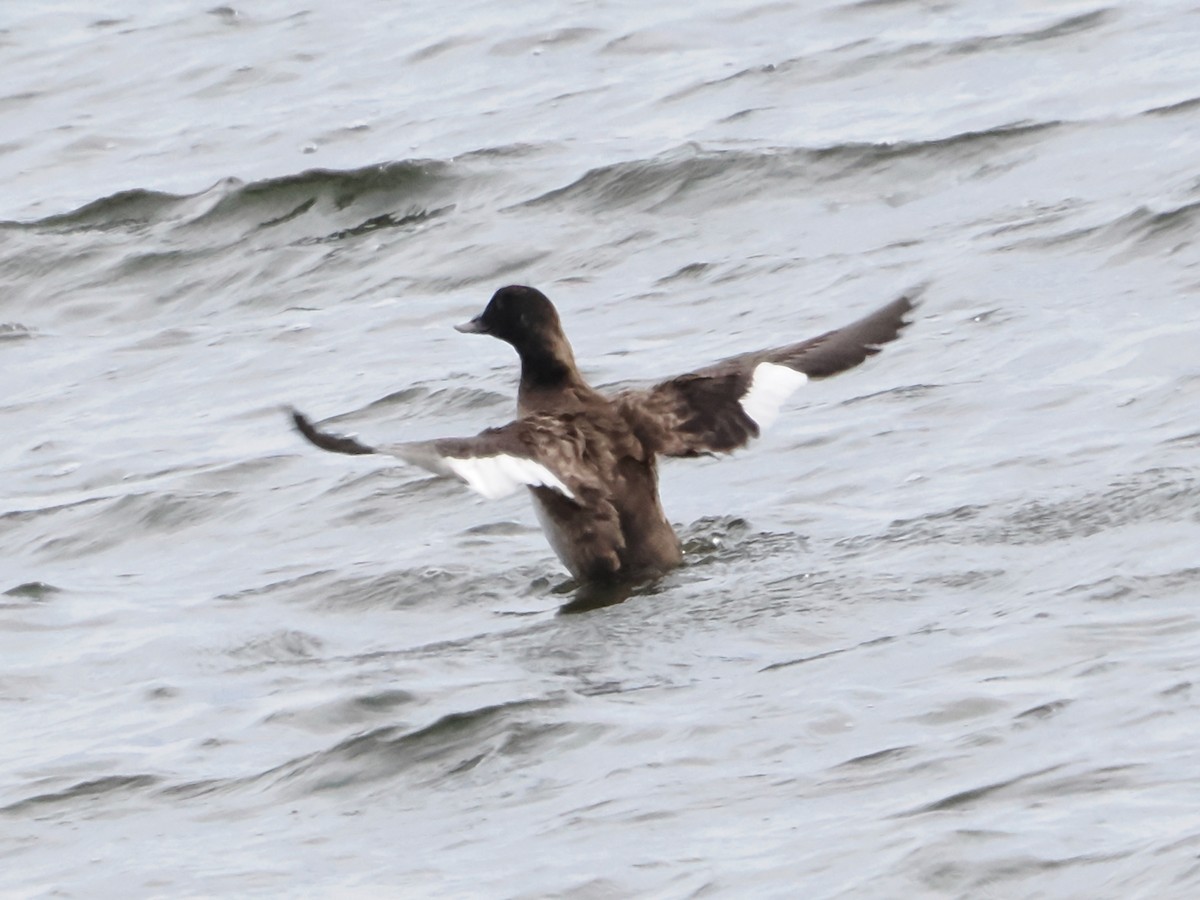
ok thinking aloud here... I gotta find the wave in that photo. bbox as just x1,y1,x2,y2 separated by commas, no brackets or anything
839,466,1200,552
13,159,461,244
670,9,1114,100
8,121,1065,240
0,322,34,340
266,698,571,795
994,198,1200,257
521,122,1061,213
1143,96,1200,118
1,580,60,600
0,703,568,813
1,773,159,815
938,9,1116,56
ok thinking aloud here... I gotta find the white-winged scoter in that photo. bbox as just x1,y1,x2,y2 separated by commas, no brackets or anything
293,285,915,583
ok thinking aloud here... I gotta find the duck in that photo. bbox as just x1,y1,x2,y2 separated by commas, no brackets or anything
292,285,915,584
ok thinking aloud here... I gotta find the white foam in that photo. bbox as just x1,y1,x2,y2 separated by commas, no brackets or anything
444,454,575,501
740,362,808,429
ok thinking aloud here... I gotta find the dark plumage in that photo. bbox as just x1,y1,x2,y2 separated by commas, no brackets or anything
293,285,915,583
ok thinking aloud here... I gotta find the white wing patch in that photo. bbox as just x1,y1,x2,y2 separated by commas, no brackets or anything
444,454,575,501
740,362,808,429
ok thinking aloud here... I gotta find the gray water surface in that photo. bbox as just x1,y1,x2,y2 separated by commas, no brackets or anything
3,1,1200,897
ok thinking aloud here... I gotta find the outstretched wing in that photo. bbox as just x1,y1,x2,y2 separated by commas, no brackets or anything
615,295,915,457
291,409,580,502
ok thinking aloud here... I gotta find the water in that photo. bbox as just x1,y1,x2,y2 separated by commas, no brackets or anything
3,0,1200,896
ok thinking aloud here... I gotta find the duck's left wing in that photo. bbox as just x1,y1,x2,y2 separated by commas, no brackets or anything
290,409,580,502
615,295,915,457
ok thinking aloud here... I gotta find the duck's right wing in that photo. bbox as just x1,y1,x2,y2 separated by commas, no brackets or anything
614,295,916,457
291,409,581,502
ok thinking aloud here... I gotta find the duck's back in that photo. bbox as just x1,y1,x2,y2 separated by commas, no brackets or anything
522,400,681,582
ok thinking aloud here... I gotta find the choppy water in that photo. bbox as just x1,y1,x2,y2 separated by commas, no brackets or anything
3,1,1200,896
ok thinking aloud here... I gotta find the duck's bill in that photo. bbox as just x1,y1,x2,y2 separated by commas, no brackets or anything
454,316,487,334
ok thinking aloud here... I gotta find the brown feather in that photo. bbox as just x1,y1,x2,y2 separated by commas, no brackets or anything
291,287,916,583
616,295,915,457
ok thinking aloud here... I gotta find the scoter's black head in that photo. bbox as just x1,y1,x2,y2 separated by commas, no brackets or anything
455,285,564,348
